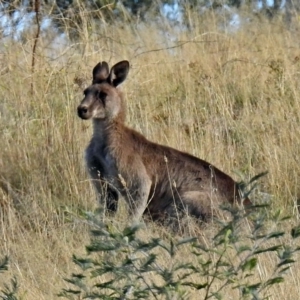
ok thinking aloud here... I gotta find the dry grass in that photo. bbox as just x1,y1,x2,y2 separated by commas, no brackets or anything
1,10,300,299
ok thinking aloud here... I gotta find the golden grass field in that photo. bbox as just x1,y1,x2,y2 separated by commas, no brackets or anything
1,10,300,299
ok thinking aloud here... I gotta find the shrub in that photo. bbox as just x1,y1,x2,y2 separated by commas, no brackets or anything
0,256,19,300
59,203,300,299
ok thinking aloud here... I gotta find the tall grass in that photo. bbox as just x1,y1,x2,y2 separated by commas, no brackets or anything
1,8,300,299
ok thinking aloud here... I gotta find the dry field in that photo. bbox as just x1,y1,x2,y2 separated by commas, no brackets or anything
1,11,300,299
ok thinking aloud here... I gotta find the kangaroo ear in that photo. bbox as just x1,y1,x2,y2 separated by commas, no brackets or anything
109,60,130,87
92,61,109,84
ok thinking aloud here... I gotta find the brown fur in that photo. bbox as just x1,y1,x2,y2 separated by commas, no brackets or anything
77,60,251,223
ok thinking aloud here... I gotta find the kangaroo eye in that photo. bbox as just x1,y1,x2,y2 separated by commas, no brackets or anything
98,91,107,100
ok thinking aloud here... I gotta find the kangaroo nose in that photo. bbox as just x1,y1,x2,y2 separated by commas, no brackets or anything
80,106,88,114
77,105,89,119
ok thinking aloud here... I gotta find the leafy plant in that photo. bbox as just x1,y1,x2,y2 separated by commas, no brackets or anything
0,256,19,300
59,201,300,299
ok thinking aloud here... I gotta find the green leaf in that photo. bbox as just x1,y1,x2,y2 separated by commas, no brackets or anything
170,240,175,257
279,215,291,222
241,257,257,272
237,245,252,254
291,226,300,239
181,282,208,290
176,237,197,247
140,254,156,272
94,279,116,289
211,291,222,300
224,229,232,243
86,241,118,252
157,241,171,254
70,273,85,280
174,263,196,273
265,277,284,287
60,288,81,295
249,171,268,184
254,245,282,254
236,282,261,290
90,229,110,237
278,266,291,275
272,209,282,222
277,258,295,268
123,224,141,237
0,256,9,273
199,260,212,268
0,276,19,300
137,238,161,251
240,283,261,296
266,231,285,239
72,255,93,270
192,244,209,252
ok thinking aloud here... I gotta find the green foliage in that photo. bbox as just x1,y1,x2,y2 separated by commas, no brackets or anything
0,257,8,274
59,203,300,300
237,171,269,200
0,277,18,300
0,257,19,300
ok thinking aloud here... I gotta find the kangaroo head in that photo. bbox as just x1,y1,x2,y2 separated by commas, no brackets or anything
77,60,129,121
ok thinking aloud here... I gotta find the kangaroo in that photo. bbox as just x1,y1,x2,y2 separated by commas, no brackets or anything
77,60,252,224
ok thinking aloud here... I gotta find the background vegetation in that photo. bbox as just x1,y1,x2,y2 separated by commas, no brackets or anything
1,1,300,299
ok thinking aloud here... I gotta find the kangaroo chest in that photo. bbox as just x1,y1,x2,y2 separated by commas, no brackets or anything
85,140,119,181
